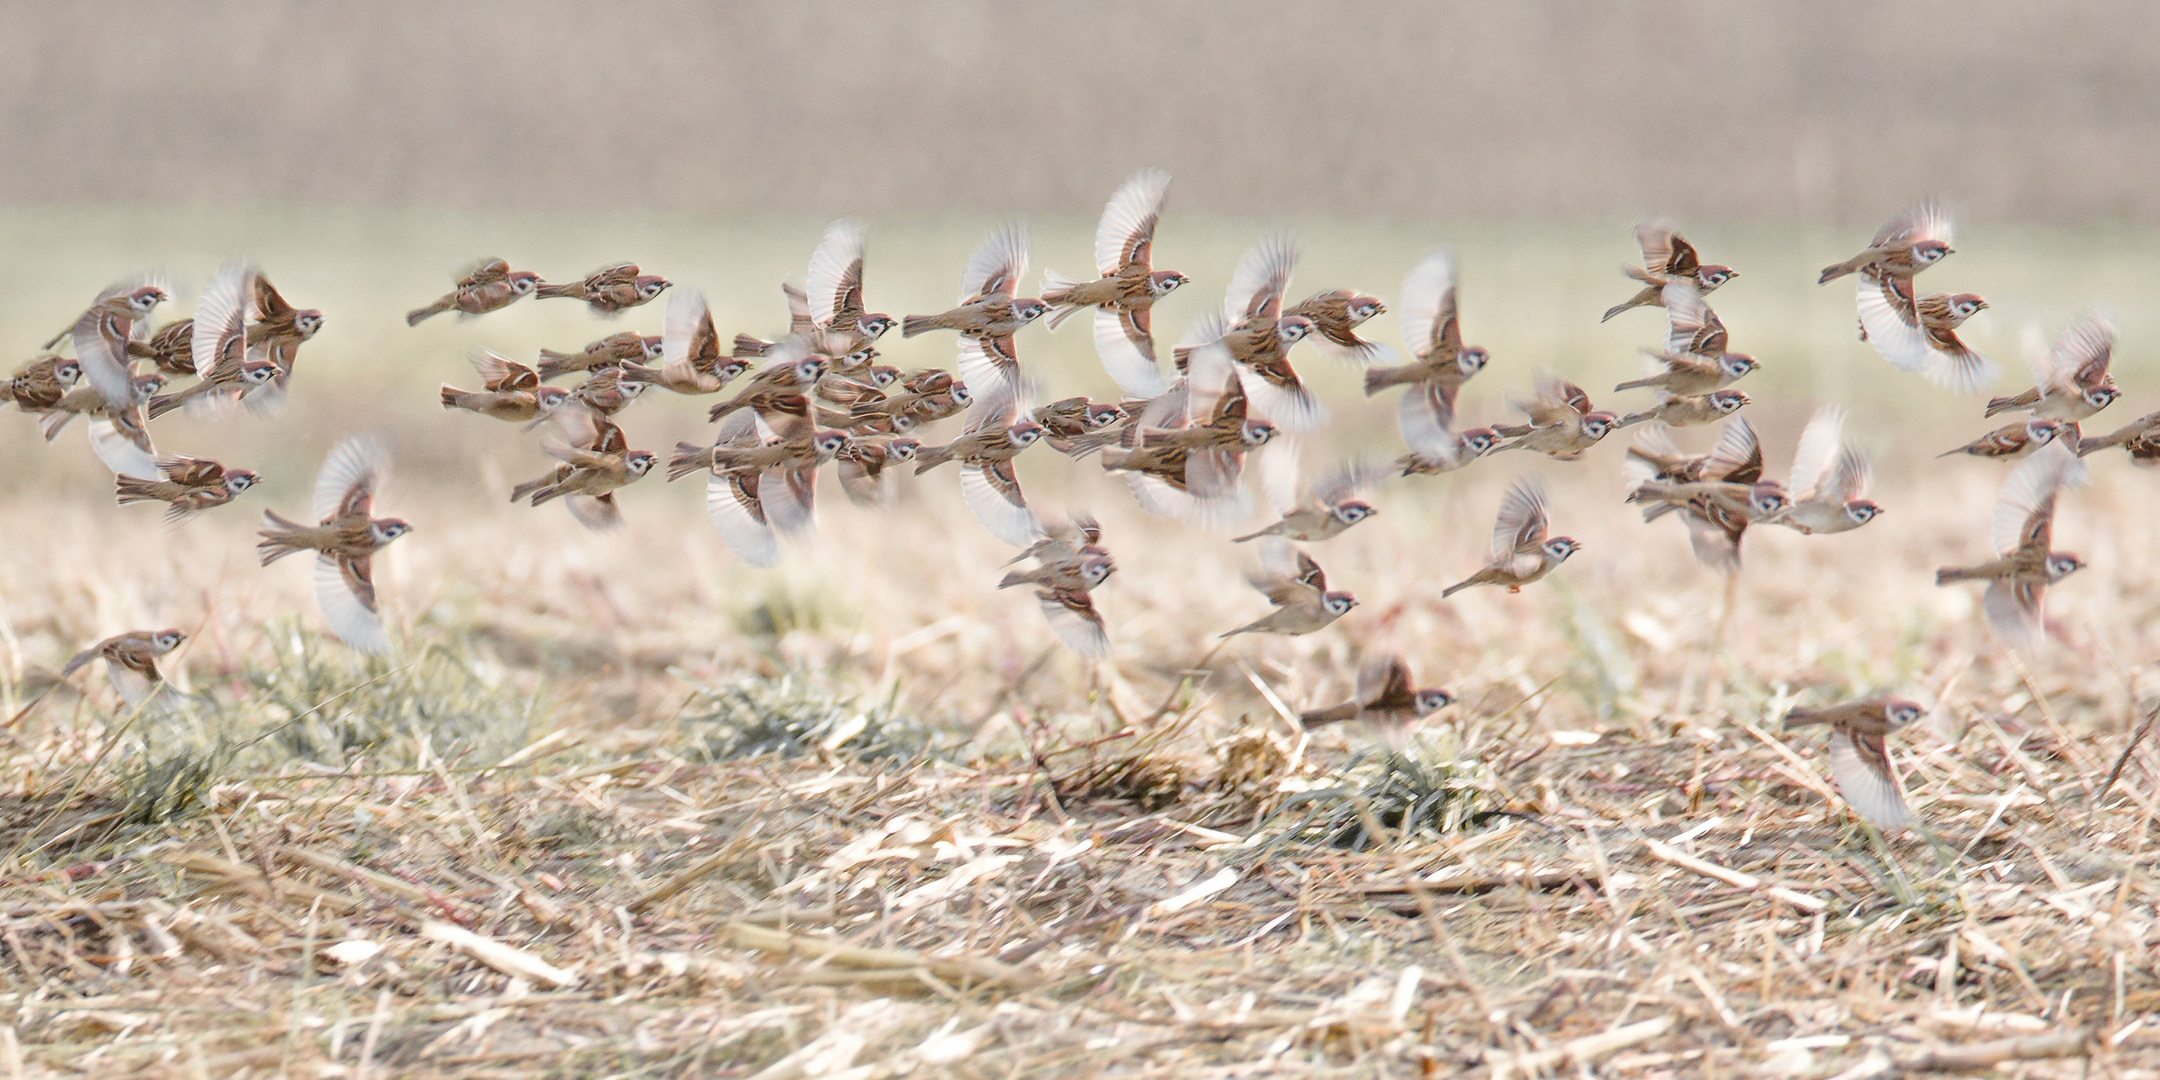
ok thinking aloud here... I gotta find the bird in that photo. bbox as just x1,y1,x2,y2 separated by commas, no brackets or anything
246,270,324,404
833,435,920,507
623,290,750,395
697,409,848,565
1398,426,1499,477
3,355,81,412
61,629,186,709
441,351,547,422
1041,169,1188,400
1221,541,1357,637
63,282,169,421
1775,405,1882,536
1103,346,1271,521
114,456,261,523
1938,418,2073,462
999,518,1117,660
1442,478,1581,596
804,219,895,356
1285,288,1391,362
1854,275,1993,392
2078,409,2160,463
256,433,411,653
510,408,661,531
707,342,829,423
1240,444,1381,543
1984,315,2120,421
1181,235,1325,431
1298,653,1455,749
143,262,256,419
1654,281,1752,367
1364,253,1489,432
1935,441,2086,651
42,373,165,479
1601,221,1737,322
900,224,1046,384
1624,418,1787,571
534,263,671,314
1031,396,1126,457
406,258,542,325
134,317,198,376
1783,698,1926,828
1612,350,1758,397
1491,374,1618,460
912,368,1046,545
1615,388,1750,430
535,331,662,380
1819,201,1954,283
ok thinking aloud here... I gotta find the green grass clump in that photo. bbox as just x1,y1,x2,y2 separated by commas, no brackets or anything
675,671,939,763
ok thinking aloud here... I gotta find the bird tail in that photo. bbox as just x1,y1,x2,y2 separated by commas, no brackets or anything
39,409,74,441
995,569,1033,589
511,474,556,504
1230,524,1273,543
1439,578,1473,599
533,282,581,300
1601,283,1659,322
113,475,162,505
900,314,943,338
666,442,711,482
912,443,955,472
1298,704,1361,728
1362,364,1422,395
1816,258,1862,284
1934,566,1981,585
1780,707,1828,729
255,510,310,565
405,299,452,326
1039,272,1085,329
731,334,774,358
440,384,471,411
1983,393,2030,418
59,646,101,679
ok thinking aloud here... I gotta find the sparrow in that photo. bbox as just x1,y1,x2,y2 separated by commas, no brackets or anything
698,409,846,564
405,258,542,325
834,434,920,507
1285,288,1391,362
912,375,1046,545
115,456,261,523
1299,653,1455,749
441,351,548,422
1032,396,1126,457
61,629,186,708
563,366,648,418
1240,445,1381,542
804,218,895,355
1939,418,2072,462
63,282,169,417
1398,426,1500,476
246,270,324,402
1364,253,1489,433
1491,374,1618,460
622,290,750,395
1042,169,1188,399
1179,235,1324,431
1935,441,2086,652
1654,281,1753,367
256,433,411,654
1625,418,1788,571
135,318,198,376
534,263,671,314
900,224,1047,372
732,282,819,360
2077,409,2160,463
707,342,829,423
1855,274,1994,392
1819,201,1954,283
1104,346,1272,514
1601,221,1737,322
3,355,80,412
1442,477,1582,596
1775,405,1883,535
511,441,659,531
1221,540,1357,637
145,358,278,419
999,549,1115,593
1613,350,1758,396
535,331,662,380
1008,514,1106,569
1783,698,1925,828
143,262,252,420
1615,388,1751,430
41,373,165,442
1035,583,1113,661
1984,315,2119,421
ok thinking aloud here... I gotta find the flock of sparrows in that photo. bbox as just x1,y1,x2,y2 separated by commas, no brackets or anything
11,181,2154,835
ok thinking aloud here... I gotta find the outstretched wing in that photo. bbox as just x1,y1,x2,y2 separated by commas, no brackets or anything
312,432,389,522
1491,477,1549,562
1397,252,1459,362
1097,168,1170,276
807,219,868,328
315,554,390,654
959,223,1028,303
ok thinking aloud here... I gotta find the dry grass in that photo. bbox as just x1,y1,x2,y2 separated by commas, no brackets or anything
0,217,2158,1075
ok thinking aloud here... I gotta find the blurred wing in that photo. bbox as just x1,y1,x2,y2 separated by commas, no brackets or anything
315,554,390,654
1223,234,1298,324
1702,416,1762,484
761,464,818,537
1993,443,2073,556
1787,404,1846,502
1983,579,2047,654
1660,282,1710,356
471,349,534,392
1092,307,1168,399
1234,365,1325,433
192,263,251,377
1682,510,1745,573
960,459,1041,545
955,337,1018,406
1396,252,1456,361
1397,383,1458,462
807,219,868,326
73,311,137,411
1491,477,1549,561
662,289,709,369
1038,588,1110,661
1882,200,1953,248
312,432,389,522
565,493,623,531
1855,276,1934,374
1355,654,1412,709
706,471,780,566
1259,432,1303,515
87,417,160,479
1635,220,1680,275
1828,728,1912,828
1833,446,1873,502
2045,314,2116,391
960,223,1028,302
1097,168,1170,275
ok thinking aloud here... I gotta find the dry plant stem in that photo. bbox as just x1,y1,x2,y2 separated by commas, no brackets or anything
1903,1026,2091,1071
2094,701,2160,810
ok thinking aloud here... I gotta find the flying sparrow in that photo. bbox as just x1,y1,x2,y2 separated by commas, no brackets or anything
1819,201,1954,283
1935,441,2086,651
1286,288,1393,362
1615,388,1750,430
3,355,81,412
834,434,920,507
1613,349,1758,396
1984,314,2119,421
1601,221,1737,322
1491,374,1618,459
64,282,169,416
1625,418,1788,571
2077,409,2160,463
1774,405,1882,535
1221,540,1357,637
1178,235,1325,431
1442,477,1582,596
1939,417,2071,461
1033,396,1127,457
621,290,749,395
1035,584,1113,661
405,257,542,325
61,628,186,709
145,357,278,419
1855,274,1994,392
115,456,261,523
697,409,847,563
42,374,166,482
440,351,548,421
805,218,895,355
1041,169,1189,399
510,439,659,532
534,263,671,314
1363,253,1489,432
1239,443,1381,542
1398,426,1500,476
707,342,829,423
535,330,661,380
1299,653,1455,749
1783,697,1925,828
900,224,1047,372
246,270,324,404
912,376,1046,545
1105,346,1272,513
256,433,411,654
135,318,198,376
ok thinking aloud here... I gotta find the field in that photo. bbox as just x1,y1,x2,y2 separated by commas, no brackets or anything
0,211,2157,1076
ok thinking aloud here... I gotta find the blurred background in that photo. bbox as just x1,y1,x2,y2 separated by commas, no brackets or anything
3,1,2157,724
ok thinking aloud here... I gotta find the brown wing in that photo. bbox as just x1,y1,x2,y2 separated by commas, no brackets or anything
1293,549,1327,592
1664,233,1701,278
1553,378,1592,417
2017,498,2054,556
341,555,378,612
252,272,293,319
1355,654,1415,711
1701,418,1762,486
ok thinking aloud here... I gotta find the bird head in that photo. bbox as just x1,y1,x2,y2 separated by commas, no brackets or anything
1883,699,1924,729
1150,271,1190,297
1241,420,1278,447
1345,293,1386,323
1414,688,1456,715
867,365,902,388
150,629,186,652
1710,389,1751,413
1085,402,1126,428
2046,552,2086,580
1459,427,1501,457
1458,346,1491,378
1276,315,1315,343
1322,592,1359,616
858,313,896,340
507,271,542,295
371,518,414,544
225,470,261,493
1843,499,1882,527
1579,412,1619,441
1946,293,1988,323
1543,537,1582,562
1912,240,1953,266
1720,353,1760,379
635,276,672,301
1331,500,1376,527
2084,385,2121,413
1696,265,1738,289
293,309,325,338
1080,556,1117,588
1013,298,1050,323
